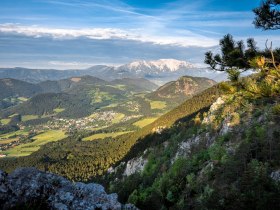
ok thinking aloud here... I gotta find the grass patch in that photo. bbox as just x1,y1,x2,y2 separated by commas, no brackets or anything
0,138,18,145
9,113,18,118
89,113,98,118
22,115,39,122
18,97,28,101
89,89,113,103
133,117,158,128
112,113,125,124
134,93,146,98
107,84,127,90
103,103,118,108
88,126,108,131
150,101,167,109
3,130,66,157
53,108,65,113
0,118,11,125
83,131,131,141
0,130,29,139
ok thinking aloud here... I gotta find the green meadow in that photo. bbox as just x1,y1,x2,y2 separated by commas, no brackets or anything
133,117,158,128
3,130,66,157
83,131,131,141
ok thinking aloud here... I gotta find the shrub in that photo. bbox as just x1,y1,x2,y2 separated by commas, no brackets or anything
230,112,240,126
272,104,280,115
219,82,237,93
227,68,241,83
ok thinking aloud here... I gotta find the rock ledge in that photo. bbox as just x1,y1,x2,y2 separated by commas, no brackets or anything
0,167,137,210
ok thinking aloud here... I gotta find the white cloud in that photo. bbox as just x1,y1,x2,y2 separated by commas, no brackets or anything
48,61,94,67
0,23,218,47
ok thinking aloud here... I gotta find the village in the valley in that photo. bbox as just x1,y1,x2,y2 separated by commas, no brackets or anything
0,110,142,156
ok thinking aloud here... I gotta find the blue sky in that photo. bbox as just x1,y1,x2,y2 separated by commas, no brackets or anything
0,0,279,69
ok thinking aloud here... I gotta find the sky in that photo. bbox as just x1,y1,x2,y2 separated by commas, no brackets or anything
0,0,279,69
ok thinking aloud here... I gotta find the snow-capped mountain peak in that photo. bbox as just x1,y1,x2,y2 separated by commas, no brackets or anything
121,59,196,73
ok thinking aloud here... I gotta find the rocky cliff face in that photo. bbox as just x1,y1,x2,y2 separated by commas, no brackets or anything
123,156,148,177
0,167,137,210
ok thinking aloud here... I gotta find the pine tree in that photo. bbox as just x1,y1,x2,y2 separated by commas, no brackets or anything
204,34,258,72
253,0,280,30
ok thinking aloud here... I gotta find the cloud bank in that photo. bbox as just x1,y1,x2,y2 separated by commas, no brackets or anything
0,32,214,69
0,24,218,47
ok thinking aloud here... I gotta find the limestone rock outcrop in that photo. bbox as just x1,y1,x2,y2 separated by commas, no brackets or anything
0,167,137,210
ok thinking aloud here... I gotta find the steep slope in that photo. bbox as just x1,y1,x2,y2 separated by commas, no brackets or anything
103,72,280,209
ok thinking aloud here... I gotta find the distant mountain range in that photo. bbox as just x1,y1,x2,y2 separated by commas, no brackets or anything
0,59,227,84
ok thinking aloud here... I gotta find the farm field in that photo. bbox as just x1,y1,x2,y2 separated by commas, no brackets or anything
18,97,28,101
53,108,65,113
112,113,125,124
0,138,17,145
133,117,158,128
22,115,39,122
3,130,66,157
83,131,131,141
149,100,167,109
0,130,29,139
0,118,11,125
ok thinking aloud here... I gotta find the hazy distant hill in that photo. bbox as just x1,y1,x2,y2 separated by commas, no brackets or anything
0,66,113,83
0,78,41,100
